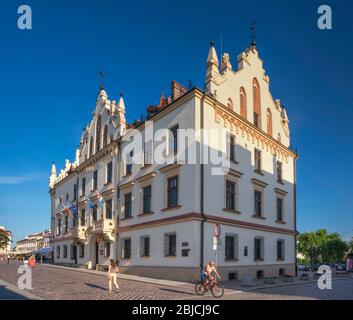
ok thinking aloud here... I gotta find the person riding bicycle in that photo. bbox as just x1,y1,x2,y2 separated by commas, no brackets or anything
202,261,221,286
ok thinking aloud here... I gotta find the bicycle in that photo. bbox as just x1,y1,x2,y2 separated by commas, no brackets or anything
194,278,224,298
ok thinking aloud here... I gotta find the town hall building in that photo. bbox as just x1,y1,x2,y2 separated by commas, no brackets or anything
49,40,298,282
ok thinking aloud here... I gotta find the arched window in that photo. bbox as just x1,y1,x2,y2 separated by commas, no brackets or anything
96,116,101,153
240,87,247,119
252,78,261,128
266,108,272,136
89,136,94,157
227,98,233,110
103,124,108,148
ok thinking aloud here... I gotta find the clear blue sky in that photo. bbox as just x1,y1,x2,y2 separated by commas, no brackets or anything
0,0,352,244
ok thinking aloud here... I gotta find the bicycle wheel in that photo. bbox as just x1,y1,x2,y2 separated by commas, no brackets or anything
195,281,206,296
211,282,224,298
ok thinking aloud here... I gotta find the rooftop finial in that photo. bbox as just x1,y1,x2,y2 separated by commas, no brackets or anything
210,40,215,47
250,22,256,48
98,70,105,90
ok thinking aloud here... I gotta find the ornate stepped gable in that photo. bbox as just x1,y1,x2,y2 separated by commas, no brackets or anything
205,41,292,150
49,85,127,189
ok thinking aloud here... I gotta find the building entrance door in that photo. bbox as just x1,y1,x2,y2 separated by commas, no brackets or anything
95,241,99,266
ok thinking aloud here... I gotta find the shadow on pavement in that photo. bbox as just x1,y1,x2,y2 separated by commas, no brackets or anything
0,285,29,300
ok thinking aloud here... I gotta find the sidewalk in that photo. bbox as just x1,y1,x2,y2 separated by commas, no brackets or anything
43,263,192,288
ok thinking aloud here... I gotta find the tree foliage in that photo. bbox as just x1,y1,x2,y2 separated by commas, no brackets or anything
297,229,348,264
0,229,10,251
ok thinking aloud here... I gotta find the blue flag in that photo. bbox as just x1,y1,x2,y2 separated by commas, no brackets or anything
85,196,94,209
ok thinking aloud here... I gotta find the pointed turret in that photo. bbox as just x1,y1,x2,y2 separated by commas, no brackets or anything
117,92,125,112
205,41,222,94
49,162,57,189
116,93,126,136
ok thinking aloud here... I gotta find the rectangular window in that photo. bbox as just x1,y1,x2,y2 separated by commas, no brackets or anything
226,180,236,210
80,209,86,226
64,216,68,234
93,170,98,190
56,246,61,258
104,242,111,257
107,162,113,184
79,244,84,258
277,240,285,260
126,150,133,175
229,135,236,161
276,198,283,221
92,205,98,222
63,245,68,259
254,237,264,260
143,185,152,213
164,233,176,257
106,199,113,219
122,239,131,259
57,219,61,235
124,193,132,218
81,177,86,196
254,112,259,128
254,149,262,172
170,125,179,154
225,234,238,260
254,190,262,217
167,176,178,208
73,184,77,201
277,161,283,182
140,236,150,257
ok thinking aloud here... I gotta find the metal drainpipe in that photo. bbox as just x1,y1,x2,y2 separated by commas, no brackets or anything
200,92,207,276
115,140,121,263
294,154,298,277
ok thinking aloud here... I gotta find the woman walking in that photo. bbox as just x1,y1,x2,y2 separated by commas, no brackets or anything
108,259,120,291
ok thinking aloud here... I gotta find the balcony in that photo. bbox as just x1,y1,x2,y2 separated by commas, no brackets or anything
91,219,115,235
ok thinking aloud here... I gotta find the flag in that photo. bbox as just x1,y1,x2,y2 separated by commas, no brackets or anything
95,191,105,207
85,196,94,209
63,204,70,215
69,202,78,218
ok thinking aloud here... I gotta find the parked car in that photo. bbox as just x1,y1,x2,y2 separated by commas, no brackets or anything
297,264,307,271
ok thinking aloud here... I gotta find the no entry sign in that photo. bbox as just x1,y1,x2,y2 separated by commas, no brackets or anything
214,224,221,238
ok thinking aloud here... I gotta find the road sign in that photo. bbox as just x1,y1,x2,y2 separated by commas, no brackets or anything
213,237,221,251
214,224,221,238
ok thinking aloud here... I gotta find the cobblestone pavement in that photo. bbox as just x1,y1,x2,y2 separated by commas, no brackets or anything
0,261,195,300
193,278,353,300
1,262,352,300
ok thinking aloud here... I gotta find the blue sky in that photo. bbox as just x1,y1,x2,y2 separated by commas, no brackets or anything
0,0,352,244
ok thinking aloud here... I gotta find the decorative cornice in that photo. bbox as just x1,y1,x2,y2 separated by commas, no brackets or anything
274,188,288,196
208,95,297,163
159,163,182,174
119,180,135,191
136,172,157,183
227,168,244,179
251,178,268,188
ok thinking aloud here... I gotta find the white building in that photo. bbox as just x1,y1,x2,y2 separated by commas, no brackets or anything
15,230,51,255
49,41,298,282
0,226,12,254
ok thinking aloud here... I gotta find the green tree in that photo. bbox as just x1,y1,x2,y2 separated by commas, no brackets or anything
347,238,353,251
0,229,10,251
297,229,347,264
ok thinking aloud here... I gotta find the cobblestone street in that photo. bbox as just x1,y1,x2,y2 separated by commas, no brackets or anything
1,262,352,300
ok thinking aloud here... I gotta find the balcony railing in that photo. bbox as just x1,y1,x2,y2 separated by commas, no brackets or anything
91,219,114,233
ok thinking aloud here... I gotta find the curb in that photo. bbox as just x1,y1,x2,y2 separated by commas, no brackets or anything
0,278,43,300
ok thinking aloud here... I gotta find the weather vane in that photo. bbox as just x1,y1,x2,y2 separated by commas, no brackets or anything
98,70,105,89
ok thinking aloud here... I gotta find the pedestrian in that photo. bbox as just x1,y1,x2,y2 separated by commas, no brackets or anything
107,259,120,291
7,255,11,264
345,249,353,272
28,255,36,268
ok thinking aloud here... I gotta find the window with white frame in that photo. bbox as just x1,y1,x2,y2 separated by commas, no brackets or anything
254,237,264,261
121,238,131,259
225,233,239,261
164,232,176,257
140,236,150,257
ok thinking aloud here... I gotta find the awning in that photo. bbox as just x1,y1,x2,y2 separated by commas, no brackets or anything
36,247,52,255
